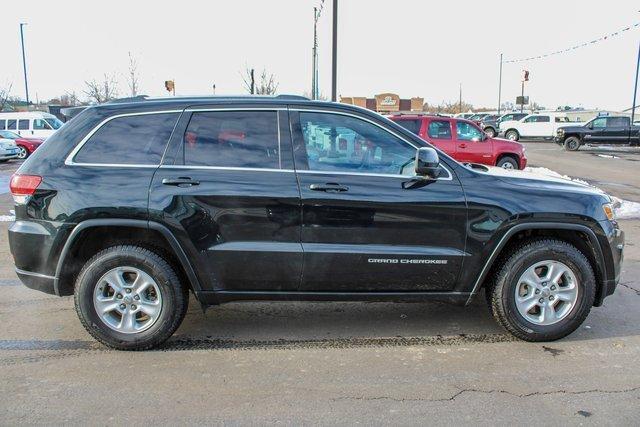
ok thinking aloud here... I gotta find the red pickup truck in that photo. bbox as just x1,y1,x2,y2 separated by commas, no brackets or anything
389,114,527,169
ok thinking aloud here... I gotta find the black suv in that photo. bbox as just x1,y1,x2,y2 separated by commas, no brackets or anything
9,96,624,350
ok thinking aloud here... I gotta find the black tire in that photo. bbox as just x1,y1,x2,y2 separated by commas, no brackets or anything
496,156,519,170
564,136,581,151
505,129,519,141
74,245,188,350
484,127,497,138
488,239,595,342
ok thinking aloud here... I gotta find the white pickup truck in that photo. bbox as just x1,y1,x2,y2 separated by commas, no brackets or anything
499,112,575,141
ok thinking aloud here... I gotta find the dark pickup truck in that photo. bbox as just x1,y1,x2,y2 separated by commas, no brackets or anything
555,115,640,151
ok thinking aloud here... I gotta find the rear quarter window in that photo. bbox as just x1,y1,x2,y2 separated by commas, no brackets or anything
393,119,422,135
73,113,179,165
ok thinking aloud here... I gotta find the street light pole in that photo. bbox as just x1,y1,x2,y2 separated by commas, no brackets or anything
632,39,640,124
497,53,503,114
312,7,318,100
331,0,338,102
19,23,30,105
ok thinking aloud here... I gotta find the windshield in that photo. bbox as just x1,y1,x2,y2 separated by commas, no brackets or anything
0,130,19,139
44,117,64,130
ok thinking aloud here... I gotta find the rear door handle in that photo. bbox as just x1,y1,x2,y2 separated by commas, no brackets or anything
458,143,467,149
162,177,200,187
309,183,349,193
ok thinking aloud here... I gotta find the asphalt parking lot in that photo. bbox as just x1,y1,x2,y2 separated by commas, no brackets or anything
1,142,640,425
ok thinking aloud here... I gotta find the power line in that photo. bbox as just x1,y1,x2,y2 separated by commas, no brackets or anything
504,22,640,64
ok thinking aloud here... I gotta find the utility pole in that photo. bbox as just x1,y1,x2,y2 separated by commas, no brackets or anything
520,80,524,113
312,7,318,100
331,0,338,102
497,53,503,114
19,23,30,105
212,84,216,95
632,39,640,124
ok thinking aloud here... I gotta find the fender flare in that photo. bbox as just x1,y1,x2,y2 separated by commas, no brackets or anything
53,219,204,296
465,222,607,305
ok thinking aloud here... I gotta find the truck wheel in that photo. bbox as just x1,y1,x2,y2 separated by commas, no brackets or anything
497,156,519,170
74,245,188,350
484,127,497,138
505,130,519,141
564,137,580,151
488,239,595,342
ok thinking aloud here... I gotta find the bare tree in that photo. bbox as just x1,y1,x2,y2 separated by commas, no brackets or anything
241,66,278,95
0,82,13,111
84,74,119,104
127,52,140,97
60,91,81,106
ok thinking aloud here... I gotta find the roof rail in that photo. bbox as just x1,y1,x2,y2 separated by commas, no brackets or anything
106,95,149,104
275,94,310,100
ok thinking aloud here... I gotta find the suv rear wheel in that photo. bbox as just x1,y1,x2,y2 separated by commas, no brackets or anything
74,245,188,350
484,127,497,138
505,129,520,141
488,239,595,341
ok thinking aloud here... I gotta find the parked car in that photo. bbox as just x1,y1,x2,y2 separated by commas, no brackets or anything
454,112,475,119
499,112,573,141
0,111,64,139
0,131,21,162
482,112,528,138
390,114,527,169
555,116,640,151
9,95,623,350
0,130,44,159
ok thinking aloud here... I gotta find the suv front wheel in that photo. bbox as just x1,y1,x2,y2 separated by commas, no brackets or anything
488,239,595,341
74,245,188,350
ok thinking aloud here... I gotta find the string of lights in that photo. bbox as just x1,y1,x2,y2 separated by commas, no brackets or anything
504,22,640,64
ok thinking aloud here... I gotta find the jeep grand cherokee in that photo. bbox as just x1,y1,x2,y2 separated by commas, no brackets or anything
8,95,624,350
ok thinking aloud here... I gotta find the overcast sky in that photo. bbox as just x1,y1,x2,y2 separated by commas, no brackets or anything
3,0,639,110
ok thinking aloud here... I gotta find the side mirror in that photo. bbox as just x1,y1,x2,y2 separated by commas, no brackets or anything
415,147,441,179
587,123,593,129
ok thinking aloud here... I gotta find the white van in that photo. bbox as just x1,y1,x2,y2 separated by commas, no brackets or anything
498,112,574,141
0,112,64,139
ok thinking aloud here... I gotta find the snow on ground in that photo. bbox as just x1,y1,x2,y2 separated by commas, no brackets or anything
524,167,640,219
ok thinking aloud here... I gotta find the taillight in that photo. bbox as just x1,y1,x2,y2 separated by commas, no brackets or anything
10,174,42,204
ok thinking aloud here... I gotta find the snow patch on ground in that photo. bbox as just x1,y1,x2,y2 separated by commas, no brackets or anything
523,167,640,219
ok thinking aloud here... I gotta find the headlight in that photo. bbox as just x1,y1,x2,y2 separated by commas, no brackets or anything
602,203,615,221
557,128,565,135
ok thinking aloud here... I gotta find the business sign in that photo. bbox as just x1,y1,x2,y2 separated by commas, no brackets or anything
375,93,400,112
516,96,529,106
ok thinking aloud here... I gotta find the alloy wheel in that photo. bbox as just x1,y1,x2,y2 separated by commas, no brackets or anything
93,266,163,334
514,260,578,325
17,146,28,159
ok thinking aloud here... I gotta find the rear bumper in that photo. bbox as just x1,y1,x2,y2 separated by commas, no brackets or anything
595,220,624,306
15,268,56,294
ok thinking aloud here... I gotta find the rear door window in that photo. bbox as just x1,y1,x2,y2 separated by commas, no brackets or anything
74,113,179,165
427,120,452,139
393,119,422,135
607,117,629,127
33,119,52,130
18,119,30,130
181,111,281,169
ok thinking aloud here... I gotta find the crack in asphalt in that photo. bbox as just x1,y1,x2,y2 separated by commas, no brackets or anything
619,282,640,296
330,386,640,403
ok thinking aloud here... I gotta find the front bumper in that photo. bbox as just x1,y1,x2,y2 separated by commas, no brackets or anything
0,152,19,160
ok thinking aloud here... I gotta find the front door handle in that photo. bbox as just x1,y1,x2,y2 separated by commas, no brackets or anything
162,177,200,187
309,183,349,193
458,143,467,149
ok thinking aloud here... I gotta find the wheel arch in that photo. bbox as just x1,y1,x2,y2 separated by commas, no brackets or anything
466,222,607,306
54,219,204,298
496,153,520,167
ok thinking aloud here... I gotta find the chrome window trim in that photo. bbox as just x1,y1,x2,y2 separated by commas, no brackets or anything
65,110,183,167
159,165,294,173
296,168,452,180
291,108,453,181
